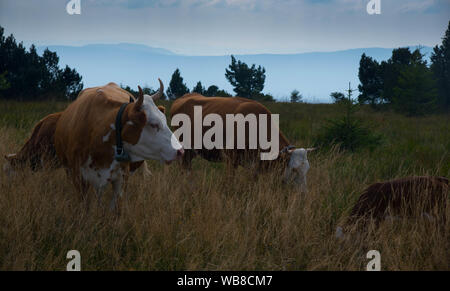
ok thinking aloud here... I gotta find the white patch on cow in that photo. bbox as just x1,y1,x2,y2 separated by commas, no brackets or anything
283,148,310,192
103,130,112,143
126,121,134,126
80,155,122,191
124,95,182,163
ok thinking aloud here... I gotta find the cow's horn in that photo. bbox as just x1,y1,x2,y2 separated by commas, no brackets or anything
135,85,144,110
150,78,164,101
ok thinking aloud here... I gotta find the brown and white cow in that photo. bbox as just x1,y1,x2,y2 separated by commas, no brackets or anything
3,112,61,176
170,93,315,192
3,105,167,180
54,80,183,209
336,176,449,238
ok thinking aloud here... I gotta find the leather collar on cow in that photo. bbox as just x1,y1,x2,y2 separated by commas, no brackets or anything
114,96,135,162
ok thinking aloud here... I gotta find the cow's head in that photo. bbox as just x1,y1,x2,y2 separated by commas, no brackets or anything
281,147,316,192
122,79,183,163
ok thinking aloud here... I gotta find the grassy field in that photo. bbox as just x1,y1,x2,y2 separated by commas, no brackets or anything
0,100,449,270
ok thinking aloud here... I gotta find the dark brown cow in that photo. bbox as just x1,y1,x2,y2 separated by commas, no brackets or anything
4,112,61,175
170,93,315,191
336,176,449,238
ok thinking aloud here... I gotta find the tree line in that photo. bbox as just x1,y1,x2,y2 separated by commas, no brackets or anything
353,21,450,115
2,21,449,115
164,55,275,102
0,26,83,100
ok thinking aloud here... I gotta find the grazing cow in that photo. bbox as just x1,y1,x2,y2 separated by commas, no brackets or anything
54,80,183,209
3,112,61,176
170,93,315,192
3,105,167,179
336,176,449,238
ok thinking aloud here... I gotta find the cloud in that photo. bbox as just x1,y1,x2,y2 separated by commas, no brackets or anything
399,0,435,12
1,0,448,56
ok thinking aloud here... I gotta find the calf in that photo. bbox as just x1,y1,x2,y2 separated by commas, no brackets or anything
336,176,449,238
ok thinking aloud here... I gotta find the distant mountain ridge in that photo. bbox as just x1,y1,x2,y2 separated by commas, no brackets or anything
36,44,433,103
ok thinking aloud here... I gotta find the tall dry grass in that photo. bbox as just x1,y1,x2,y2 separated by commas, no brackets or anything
0,101,448,270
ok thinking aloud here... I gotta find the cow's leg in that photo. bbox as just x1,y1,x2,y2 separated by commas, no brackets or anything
110,175,124,212
130,161,152,177
140,161,152,177
94,186,106,208
71,172,90,200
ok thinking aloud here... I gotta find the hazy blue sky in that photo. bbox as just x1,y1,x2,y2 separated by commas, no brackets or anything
0,0,449,55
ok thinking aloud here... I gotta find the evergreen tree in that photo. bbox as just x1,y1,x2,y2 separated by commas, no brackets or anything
330,92,346,104
380,47,424,104
58,65,84,100
290,90,303,103
0,71,10,90
205,85,219,97
316,83,382,152
431,20,450,110
392,63,438,116
358,53,383,106
40,48,61,96
0,25,83,100
192,81,205,95
216,89,232,97
225,55,266,99
167,68,189,100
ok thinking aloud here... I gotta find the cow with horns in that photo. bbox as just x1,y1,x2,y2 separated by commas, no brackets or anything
54,80,183,209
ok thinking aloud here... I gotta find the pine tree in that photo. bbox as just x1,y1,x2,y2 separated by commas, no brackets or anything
167,68,189,100
225,55,266,99
330,92,346,104
192,81,205,95
317,83,381,152
431,21,450,110
205,85,219,97
0,25,83,100
290,90,303,103
358,54,383,107
392,63,438,116
0,71,10,90
380,47,423,104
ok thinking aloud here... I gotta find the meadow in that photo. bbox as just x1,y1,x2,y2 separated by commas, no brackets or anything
0,100,448,270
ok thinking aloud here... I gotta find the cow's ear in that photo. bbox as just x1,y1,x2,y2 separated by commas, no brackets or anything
157,105,166,114
134,86,144,111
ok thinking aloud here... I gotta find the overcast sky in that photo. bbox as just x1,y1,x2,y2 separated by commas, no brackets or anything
0,0,449,55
